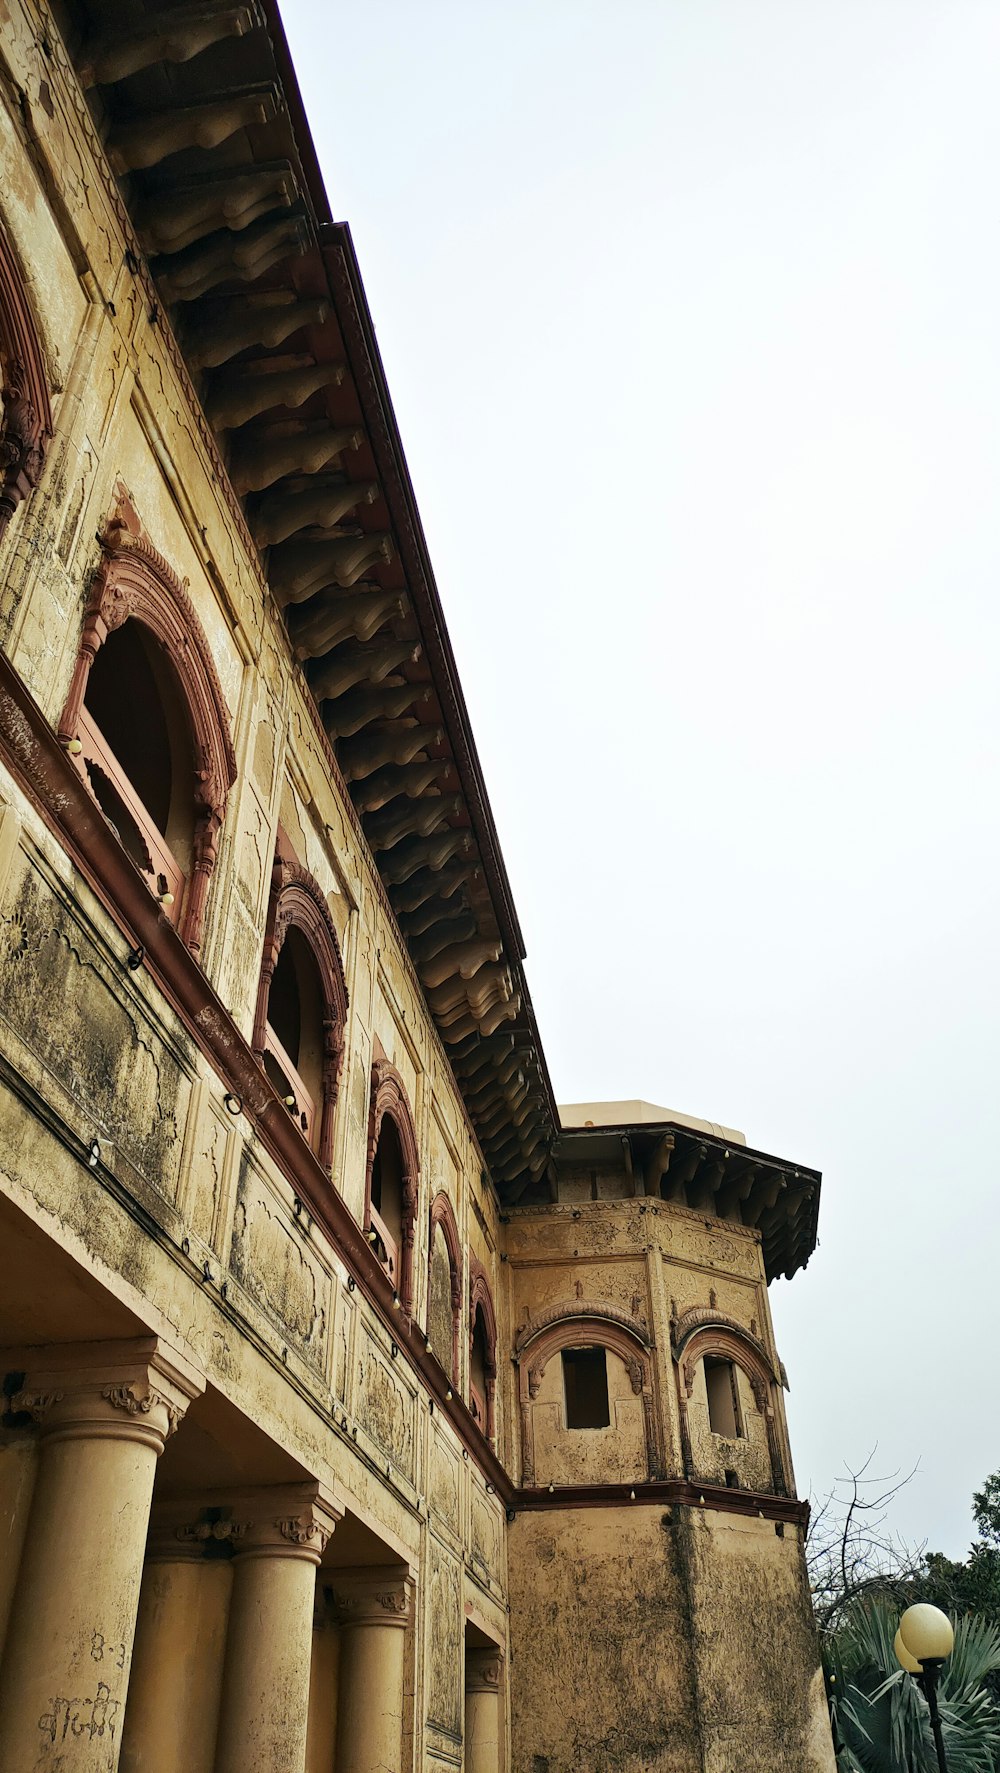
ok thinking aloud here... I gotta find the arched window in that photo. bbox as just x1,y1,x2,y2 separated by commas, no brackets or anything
365,1060,419,1311
427,1193,462,1384
77,619,193,915
468,1257,497,1442
673,1310,788,1497
58,488,236,952
515,1301,657,1485
703,1356,743,1439
0,215,52,545
252,848,348,1171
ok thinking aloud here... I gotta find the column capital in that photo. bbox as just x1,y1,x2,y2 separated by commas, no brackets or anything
148,1485,342,1566
145,1514,249,1563
333,1564,415,1628
465,1646,504,1692
4,1336,204,1453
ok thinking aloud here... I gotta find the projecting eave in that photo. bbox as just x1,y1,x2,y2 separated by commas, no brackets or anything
57,0,558,1190
546,1120,821,1283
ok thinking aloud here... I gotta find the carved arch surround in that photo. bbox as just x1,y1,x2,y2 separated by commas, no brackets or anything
58,488,237,952
672,1306,778,1381
515,1298,650,1356
427,1191,462,1384
365,1060,420,1314
0,216,53,543
516,1310,659,1485
252,857,349,1172
675,1322,788,1497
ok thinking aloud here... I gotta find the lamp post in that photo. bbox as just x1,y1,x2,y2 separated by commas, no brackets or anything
894,1602,955,1773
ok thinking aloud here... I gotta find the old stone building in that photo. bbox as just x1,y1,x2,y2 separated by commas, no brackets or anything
0,2,836,1769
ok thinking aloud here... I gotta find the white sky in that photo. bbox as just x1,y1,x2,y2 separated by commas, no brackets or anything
281,0,1000,1559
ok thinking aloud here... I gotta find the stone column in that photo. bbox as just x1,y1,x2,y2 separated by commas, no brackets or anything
214,1490,340,1773
118,1518,236,1773
465,1648,503,1773
305,1596,340,1773
334,1569,414,1773
0,1338,202,1773
0,1425,38,1660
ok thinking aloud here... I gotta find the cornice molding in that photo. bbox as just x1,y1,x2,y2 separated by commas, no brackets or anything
511,1480,809,1527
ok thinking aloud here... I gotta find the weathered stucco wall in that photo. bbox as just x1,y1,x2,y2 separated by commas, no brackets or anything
677,1509,836,1773
507,1507,703,1773
507,1504,834,1773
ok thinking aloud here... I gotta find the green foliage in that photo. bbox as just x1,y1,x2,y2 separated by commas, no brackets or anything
919,1548,1000,1632
915,1479,1000,1712
824,1596,1000,1773
973,1477,1000,1549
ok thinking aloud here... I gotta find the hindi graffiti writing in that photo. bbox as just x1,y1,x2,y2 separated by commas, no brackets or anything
37,1680,121,1744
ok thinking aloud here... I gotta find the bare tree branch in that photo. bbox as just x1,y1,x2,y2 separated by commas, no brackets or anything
807,1449,924,1633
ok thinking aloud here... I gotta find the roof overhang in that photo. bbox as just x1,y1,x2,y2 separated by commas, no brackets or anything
55,0,557,1186
550,1119,821,1282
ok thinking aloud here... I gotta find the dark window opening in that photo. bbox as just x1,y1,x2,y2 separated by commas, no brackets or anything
85,622,193,860
470,1306,489,1430
83,758,155,879
562,1346,610,1430
725,1468,740,1489
705,1357,743,1439
263,927,323,1147
77,620,193,914
371,1117,403,1237
86,622,172,830
369,1115,404,1283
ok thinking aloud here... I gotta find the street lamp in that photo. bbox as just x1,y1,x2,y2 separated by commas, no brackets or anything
894,1602,955,1773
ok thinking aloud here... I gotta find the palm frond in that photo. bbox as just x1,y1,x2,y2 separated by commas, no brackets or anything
822,1595,1000,1773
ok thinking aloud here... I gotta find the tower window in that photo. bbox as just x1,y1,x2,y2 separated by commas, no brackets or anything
562,1347,610,1430
704,1357,743,1438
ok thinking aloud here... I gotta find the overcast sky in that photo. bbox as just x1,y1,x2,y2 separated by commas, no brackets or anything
282,0,1000,1559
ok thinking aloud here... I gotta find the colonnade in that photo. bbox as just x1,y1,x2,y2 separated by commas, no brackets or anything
0,1337,504,1773
119,1492,347,1773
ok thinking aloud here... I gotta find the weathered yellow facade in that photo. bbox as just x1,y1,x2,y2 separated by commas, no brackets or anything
0,2,836,1768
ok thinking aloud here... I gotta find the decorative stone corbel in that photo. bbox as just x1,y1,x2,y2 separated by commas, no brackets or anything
310,639,420,703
